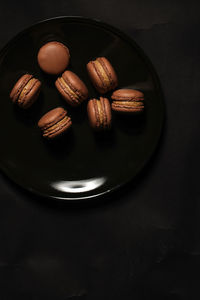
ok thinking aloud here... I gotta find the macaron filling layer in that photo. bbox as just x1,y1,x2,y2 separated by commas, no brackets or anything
59,77,79,100
112,101,144,107
112,96,144,101
57,77,83,106
43,116,70,136
96,100,104,125
94,60,110,88
18,78,37,104
10,75,33,103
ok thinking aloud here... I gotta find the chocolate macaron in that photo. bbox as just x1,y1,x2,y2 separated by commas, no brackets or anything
111,89,144,113
38,107,72,139
55,70,88,107
37,41,70,75
87,57,118,94
10,74,41,109
87,97,112,130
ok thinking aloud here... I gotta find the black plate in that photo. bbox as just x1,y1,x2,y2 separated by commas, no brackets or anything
0,16,164,201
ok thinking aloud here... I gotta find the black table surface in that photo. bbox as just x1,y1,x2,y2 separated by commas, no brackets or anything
0,1,200,299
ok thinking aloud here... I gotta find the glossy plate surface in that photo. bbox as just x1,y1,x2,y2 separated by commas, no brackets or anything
0,17,164,200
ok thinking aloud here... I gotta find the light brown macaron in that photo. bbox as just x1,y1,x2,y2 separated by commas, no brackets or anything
38,107,72,139
37,41,70,75
87,97,112,130
87,57,118,94
111,89,144,113
10,74,41,109
55,70,88,107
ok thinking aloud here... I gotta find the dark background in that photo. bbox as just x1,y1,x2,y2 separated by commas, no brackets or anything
0,0,200,299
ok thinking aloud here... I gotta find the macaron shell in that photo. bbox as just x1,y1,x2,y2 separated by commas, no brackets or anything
87,61,106,94
10,74,33,102
38,107,67,129
19,79,41,109
62,71,88,99
55,78,80,107
111,89,144,101
98,57,118,89
37,41,70,75
44,117,72,139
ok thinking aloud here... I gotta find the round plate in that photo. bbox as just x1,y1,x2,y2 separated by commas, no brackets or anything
0,17,164,201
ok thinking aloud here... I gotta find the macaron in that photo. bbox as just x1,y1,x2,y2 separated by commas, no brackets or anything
111,89,144,113
55,70,88,107
37,41,70,75
10,74,41,109
87,57,118,94
38,107,72,139
87,97,112,130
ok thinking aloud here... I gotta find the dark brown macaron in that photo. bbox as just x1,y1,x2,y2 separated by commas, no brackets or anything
111,89,144,113
37,41,70,75
10,74,41,109
55,70,89,107
38,107,72,139
87,57,118,94
87,97,112,130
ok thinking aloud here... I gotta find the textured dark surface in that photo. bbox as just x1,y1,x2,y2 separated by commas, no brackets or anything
0,0,200,299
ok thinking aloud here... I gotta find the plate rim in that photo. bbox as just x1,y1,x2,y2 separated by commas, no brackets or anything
0,16,165,201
